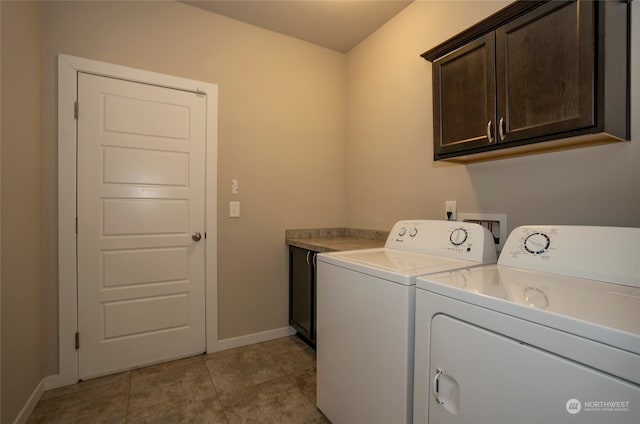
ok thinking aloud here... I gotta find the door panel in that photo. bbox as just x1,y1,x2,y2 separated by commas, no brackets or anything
433,33,496,156
77,72,206,378
496,1,595,143
102,248,188,287
103,294,189,338
103,147,189,186
103,93,190,140
102,199,189,235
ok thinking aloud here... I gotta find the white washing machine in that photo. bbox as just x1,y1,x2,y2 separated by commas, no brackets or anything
413,225,640,424
316,220,497,424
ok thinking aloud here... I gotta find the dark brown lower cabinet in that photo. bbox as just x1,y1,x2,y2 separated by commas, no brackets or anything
289,246,316,347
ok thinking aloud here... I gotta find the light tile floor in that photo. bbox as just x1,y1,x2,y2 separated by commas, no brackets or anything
27,336,329,424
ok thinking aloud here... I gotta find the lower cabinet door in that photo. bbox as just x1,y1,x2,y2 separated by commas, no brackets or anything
289,246,315,345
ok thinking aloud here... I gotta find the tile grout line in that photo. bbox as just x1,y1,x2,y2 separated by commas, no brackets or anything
203,353,231,423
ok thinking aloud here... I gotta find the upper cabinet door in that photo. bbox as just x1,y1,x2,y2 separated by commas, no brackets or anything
495,1,595,144
433,33,496,156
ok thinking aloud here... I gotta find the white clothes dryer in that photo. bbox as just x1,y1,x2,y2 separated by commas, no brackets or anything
316,220,497,424
413,225,640,424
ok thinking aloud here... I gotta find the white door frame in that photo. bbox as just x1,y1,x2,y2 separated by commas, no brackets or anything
51,54,218,388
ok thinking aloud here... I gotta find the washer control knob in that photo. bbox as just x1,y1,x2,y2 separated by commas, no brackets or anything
450,228,468,246
398,227,407,237
409,228,418,238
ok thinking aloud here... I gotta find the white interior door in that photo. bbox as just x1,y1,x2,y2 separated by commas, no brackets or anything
77,72,206,379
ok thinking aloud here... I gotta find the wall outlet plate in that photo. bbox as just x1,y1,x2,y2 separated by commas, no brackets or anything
231,178,239,195
445,201,457,221
458,213,507,252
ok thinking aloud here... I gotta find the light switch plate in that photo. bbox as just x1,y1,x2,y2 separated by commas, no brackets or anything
230,201,240,218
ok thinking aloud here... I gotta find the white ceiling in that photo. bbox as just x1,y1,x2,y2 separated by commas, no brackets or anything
182,0,414,53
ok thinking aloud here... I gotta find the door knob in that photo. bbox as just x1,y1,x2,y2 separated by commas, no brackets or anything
192,232,202,242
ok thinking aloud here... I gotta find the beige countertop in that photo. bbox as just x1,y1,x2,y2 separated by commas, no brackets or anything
285,228,388,253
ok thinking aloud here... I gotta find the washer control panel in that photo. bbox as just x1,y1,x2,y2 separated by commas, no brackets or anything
385,220,497,263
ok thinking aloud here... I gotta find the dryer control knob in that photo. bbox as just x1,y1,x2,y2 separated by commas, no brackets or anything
524,232,550,255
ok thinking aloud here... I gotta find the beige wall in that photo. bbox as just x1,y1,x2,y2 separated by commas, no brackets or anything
41,0,347,373
1,1,44,422
4,2,638,419
347,0,640,232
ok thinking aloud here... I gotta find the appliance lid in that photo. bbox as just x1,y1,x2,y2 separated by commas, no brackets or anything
417,265,640,354
318,248,487,285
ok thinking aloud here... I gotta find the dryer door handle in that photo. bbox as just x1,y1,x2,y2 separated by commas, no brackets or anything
433,368,445,405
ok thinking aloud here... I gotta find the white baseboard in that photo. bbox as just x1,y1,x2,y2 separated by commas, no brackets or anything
13,378,45,424
214,326,296,352
44,372,76,391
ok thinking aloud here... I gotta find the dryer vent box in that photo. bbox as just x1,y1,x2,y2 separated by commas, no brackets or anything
458,213,507,252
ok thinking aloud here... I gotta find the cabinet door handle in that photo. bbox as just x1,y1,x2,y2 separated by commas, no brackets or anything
306,251,311,266
486,120,494,144
498,117,506,141
312,253,317,267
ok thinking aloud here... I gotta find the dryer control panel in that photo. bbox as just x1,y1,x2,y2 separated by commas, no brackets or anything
500,225,640,288
385,220,497,263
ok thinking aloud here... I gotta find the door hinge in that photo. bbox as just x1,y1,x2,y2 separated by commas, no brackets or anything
75,332,80,349
74,101,78,119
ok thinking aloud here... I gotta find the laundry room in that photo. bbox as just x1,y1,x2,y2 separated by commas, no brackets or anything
2,0,639,423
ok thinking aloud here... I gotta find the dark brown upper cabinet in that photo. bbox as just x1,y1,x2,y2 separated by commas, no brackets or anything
432,33,496,154
423,0,630,162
